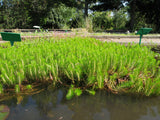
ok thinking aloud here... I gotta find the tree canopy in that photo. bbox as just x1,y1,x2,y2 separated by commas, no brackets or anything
91,0,124,11
0,0,159,32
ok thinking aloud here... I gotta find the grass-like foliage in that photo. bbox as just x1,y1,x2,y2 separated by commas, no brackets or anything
0,37,160,98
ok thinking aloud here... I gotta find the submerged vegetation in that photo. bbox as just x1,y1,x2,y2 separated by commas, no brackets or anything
0,37,160,99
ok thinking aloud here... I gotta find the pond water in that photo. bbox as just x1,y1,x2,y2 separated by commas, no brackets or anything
1,88,160,120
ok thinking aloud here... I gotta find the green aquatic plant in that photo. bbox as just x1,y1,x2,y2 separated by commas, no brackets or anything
66,85,75,100
66,85,82,100
0,84,3,94
86,89,96,95
0,37,159,97
15,84,20,93
26,85,32,90
74,88,82,96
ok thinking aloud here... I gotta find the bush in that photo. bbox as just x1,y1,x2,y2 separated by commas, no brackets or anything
91,11,113,31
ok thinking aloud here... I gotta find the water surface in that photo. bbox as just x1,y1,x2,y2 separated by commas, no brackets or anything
1,88,160,120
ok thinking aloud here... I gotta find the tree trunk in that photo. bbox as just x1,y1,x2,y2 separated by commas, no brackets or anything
130,0,136,32
84,0,88,18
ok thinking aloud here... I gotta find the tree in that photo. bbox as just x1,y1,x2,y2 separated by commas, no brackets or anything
125,0,160,32
127,0,136,31
91,0,124,11
91,11,113,31
44,4,78,29
22,0,57,27
0,0,59,28
136,0,160,32
0,0,31,28
66,0,97,18
112,8,128,30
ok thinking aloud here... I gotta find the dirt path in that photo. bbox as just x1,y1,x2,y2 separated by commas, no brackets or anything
88,35,160,46
0,35,160,45
0,41,7,43
97,38,160,45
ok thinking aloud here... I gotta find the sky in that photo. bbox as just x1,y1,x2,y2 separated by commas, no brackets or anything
0,0,2,5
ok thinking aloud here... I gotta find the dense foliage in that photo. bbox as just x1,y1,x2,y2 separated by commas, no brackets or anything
126,0,160,32
0,0,159,32
0,37,159,97
91,11,113,31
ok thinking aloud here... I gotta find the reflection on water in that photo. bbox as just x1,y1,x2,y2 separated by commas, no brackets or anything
140,106,160,120
0,88,160,120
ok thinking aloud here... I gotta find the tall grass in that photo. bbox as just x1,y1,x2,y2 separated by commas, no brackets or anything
0,37,159,97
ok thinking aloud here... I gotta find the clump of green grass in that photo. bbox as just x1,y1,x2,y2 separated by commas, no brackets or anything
0,37,159,98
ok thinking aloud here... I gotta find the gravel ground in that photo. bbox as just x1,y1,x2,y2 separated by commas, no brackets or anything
98,38,160,45
87,35,160,46
0,35,160,45
0,41,7,43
